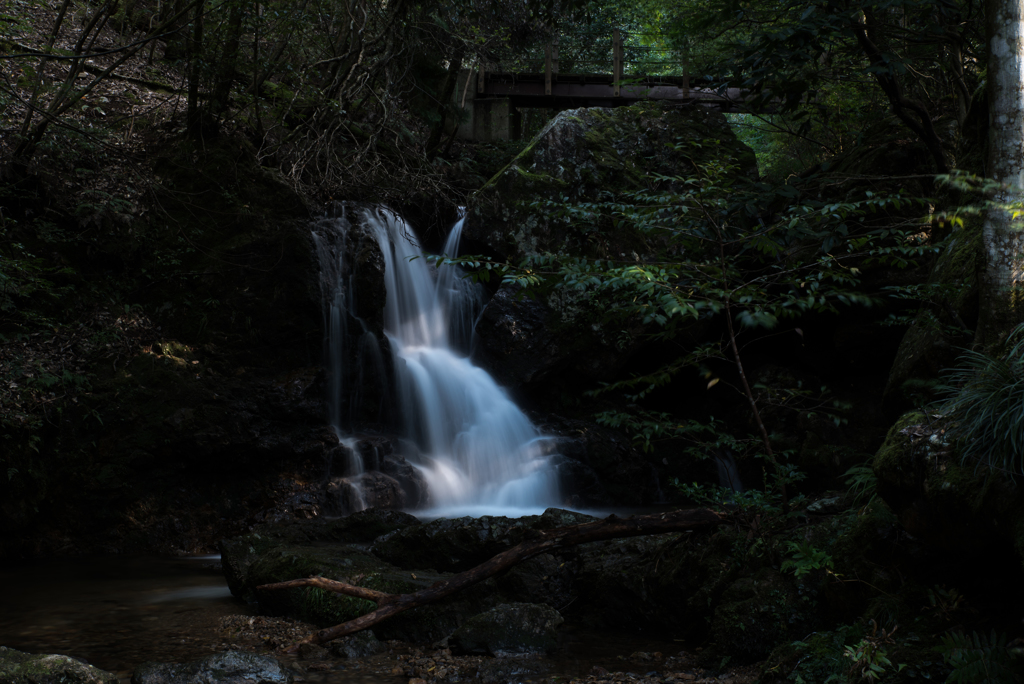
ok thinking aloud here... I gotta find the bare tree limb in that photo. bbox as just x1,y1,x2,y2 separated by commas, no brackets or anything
258,508,726,653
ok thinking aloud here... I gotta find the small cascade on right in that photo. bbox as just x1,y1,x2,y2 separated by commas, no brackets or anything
714,450,744,493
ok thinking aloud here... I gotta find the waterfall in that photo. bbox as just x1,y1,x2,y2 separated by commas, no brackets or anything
313,204,561,516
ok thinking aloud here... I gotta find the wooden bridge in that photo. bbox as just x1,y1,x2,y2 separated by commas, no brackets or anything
455,30,745,141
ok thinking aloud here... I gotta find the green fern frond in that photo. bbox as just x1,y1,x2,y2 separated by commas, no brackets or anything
937,629,1020,683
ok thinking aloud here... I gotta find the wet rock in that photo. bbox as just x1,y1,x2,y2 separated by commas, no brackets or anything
0,646,118,684
379,455,430,507
328,631,388,658
131,650,292,684
311,206,394,427
371,515,535,572
371,508,597,572
296,643,329,660
474,656,550,683
450,603,564,655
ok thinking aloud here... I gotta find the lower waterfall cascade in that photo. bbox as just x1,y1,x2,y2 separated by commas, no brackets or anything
313,205,563,517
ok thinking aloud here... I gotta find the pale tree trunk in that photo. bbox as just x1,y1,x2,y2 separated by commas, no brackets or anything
981,0,1024,342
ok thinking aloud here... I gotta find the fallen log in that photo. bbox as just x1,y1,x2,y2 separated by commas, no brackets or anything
258,507,726,653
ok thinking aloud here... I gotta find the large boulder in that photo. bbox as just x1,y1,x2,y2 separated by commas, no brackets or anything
465,102,756,391
0,647,118,684
131,651,292,684
872,411,1024,566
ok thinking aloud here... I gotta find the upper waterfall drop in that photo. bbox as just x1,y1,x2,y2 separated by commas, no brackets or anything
313,204,562,517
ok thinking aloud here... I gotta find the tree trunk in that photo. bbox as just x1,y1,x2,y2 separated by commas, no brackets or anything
980,0,1024,342
186,0,207,138
425,50,465,160
211,0,245,117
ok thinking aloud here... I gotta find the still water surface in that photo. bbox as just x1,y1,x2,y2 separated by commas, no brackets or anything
0,555,253,681
0,554,686,683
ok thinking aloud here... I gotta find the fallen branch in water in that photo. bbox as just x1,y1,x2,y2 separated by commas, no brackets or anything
258,508,726,653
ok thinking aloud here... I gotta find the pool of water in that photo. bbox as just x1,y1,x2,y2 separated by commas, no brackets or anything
0,553,692,683
0,554,254,681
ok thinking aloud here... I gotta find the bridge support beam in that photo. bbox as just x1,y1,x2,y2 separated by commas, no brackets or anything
455,69,521,141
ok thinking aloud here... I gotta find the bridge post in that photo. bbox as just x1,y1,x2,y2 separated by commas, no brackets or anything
490,99,520,141
613,29,622,97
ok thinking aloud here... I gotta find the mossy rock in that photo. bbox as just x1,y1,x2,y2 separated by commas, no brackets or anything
220,509,420,599
873,411,1024,567
224,519,503,642
0,646,118,684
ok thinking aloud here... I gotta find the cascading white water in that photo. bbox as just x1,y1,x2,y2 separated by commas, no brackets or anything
316,205,561,516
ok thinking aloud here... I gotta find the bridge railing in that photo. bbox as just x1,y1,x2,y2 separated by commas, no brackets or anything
482,29,692,96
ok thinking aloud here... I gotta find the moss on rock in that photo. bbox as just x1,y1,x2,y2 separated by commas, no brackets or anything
0,646,119,684
873,410,1024,568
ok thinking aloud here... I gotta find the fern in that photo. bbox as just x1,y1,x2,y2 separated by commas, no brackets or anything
937,630,1021,683
844,464,878,505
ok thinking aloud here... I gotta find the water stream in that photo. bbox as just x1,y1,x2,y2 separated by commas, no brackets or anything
313,206,561,517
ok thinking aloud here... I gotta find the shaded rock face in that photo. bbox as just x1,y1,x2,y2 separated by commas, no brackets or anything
0,646,118,684
464,102,756,392
450,603,564,656
312,204,394,428
131,650,292,684
872,411,1024,563
539,416,661,506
